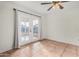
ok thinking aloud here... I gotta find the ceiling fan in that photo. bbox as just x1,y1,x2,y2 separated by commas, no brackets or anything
41,1,69,11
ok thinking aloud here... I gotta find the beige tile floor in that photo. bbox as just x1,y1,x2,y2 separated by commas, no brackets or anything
0,39,79,57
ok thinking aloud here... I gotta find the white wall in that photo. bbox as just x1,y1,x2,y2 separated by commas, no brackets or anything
41,15,47,39
46,2,79,46
0,2,46,53
0,2,14,53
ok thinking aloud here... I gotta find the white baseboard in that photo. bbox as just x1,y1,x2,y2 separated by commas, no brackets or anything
47,38,79,46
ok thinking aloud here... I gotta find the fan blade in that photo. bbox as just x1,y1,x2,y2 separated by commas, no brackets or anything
48,6,53,11
58,4,64,9
41,2,52,5
60,1,69,3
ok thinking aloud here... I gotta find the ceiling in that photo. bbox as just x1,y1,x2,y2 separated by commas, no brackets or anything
13,1,79,15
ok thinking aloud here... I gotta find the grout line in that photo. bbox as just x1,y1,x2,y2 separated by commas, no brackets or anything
60,44,68,57
76,46,78,57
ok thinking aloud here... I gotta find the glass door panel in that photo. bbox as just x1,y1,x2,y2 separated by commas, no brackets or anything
33,19,39,40
20,21,30,46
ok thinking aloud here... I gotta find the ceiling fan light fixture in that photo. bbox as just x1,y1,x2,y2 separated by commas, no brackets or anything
53,4,60,9
41,1,68,11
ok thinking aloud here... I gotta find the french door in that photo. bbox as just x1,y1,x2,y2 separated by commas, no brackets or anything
14,10,40,48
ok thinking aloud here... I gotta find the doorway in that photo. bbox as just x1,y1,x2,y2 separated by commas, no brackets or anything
14,9,41,48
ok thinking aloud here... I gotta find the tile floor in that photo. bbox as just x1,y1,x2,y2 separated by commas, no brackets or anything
0,39,79,57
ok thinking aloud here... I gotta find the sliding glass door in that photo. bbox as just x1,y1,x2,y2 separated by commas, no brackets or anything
15,10,40,48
